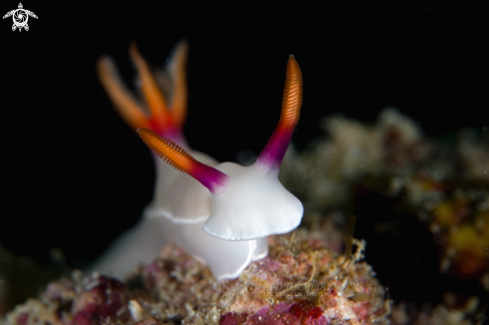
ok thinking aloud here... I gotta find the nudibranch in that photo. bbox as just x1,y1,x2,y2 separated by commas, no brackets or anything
90,41,304,280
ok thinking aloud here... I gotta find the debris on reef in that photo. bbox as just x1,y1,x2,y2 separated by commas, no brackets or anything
3,224,390,325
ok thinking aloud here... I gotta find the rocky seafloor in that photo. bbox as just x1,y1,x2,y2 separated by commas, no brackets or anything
2,108,488,324
2,225,390,325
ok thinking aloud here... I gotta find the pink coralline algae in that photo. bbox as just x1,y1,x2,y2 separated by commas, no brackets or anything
71,276,131,325
3,226,390,325
224,302,326,325
4,275,131,325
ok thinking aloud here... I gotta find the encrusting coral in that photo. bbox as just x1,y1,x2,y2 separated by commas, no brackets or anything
3,223,390,325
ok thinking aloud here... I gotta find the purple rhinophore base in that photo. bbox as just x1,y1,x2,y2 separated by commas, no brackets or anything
194,163,230,194
257,128,293,171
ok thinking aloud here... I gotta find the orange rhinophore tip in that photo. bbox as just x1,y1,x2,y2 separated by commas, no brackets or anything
129,41,171,130
137,128,196,174
278,55,303,130
98,41,190,136
169,40,189,129
257,55,303,171
97,56,151,130
137,128,230,193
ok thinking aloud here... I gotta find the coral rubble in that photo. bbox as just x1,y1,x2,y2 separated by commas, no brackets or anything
2,227,389,325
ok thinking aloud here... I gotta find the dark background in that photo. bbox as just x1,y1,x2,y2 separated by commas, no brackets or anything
1,0,488,303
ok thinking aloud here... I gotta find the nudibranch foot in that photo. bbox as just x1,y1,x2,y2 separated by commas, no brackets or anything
86,214,169,279
143,207,269,280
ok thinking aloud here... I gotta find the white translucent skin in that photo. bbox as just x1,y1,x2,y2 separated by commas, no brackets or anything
205,162,303,241
88,151,270,280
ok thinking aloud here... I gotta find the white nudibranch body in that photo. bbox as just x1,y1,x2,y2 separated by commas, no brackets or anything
206,162,303,241
90,41,304,280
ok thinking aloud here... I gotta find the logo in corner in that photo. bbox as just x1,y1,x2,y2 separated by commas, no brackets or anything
3,3,37,32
